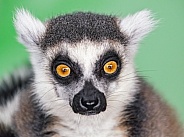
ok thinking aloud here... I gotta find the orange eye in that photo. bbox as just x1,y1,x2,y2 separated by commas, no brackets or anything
103,61,118,74
56,64,71,77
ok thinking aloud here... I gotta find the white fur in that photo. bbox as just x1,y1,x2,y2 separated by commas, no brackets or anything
15,10,155,137
52,63,137,137
0,93,20,127
14,9,46,48
30,41,138,137
120,10,157,57
0,68,30,127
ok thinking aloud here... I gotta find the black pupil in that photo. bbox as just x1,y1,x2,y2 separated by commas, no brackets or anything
63,68,67,72
108,65,112,69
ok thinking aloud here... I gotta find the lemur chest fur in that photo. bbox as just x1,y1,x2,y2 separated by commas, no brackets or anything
54,117,126,137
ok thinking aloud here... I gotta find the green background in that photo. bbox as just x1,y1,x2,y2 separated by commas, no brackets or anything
0,0,184,123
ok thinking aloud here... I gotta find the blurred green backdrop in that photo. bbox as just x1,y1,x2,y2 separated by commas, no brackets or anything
0,0,184,123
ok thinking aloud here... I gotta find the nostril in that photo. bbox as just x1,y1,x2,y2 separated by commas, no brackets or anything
72,91,106,115
81,97,99,110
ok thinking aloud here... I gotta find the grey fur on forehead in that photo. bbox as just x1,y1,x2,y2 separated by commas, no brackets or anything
41,12,127,48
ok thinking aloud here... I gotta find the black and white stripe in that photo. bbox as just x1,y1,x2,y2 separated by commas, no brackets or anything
122,78,147,137
0,68,32,136
0,71,31,106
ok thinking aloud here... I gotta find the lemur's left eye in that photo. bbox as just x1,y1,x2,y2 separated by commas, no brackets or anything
56,64,71,77
103,61,117,74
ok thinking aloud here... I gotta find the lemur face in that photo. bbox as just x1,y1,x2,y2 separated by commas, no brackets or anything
14,9,156,116
47,41,124,115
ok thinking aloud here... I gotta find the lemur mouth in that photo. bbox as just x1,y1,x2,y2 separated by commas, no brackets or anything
78,110,101,116
71,81,107,116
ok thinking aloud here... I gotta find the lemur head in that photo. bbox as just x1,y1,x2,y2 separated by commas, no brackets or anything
14,9,156,116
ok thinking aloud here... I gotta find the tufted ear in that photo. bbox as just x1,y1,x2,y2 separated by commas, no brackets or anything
14,9,46,49
119,10,157,57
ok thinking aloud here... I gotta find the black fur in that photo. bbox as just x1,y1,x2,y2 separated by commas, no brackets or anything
123,79,147,137
0,126,15,137
41,12,127,49
0,71,32,106
23,95,56,137
52,54,83,85
0,70,32,137
0,70,56,137
72,81,106,115
94,50,122,80
12,87,57,137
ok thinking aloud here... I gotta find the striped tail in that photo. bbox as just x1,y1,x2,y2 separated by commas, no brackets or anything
0,68,32,137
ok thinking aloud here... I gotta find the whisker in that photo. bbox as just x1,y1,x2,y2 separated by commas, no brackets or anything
43,98,67,105
116,76,138,82
107,104,120,110
62,108,73,118
108,99,125,104
33,81,60,85
76,114,82,129
37,87,56,102
106,93,126,99
56,103,70,110
106,90,130,98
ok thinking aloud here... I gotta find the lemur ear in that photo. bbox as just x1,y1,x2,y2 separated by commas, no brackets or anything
119,10,157,57
14,9,46,49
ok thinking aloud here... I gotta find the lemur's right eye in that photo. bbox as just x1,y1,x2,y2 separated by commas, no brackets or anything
103,61,117,74
56,64,71,77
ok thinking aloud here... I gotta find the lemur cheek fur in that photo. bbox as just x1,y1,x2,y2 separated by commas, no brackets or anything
0,9,183,137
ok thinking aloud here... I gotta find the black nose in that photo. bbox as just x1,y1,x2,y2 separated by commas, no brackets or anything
81,96,100,110
72,81,106,115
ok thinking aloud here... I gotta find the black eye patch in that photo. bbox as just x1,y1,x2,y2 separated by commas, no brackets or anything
51,55,82,85
94,50,122,80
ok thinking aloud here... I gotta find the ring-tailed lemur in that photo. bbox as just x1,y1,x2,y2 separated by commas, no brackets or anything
0,9,183,137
